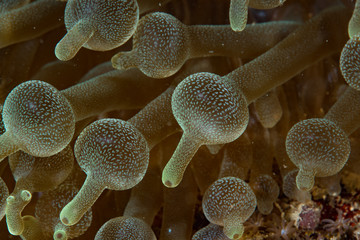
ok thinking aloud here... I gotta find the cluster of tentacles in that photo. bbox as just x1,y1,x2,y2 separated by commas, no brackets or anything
0,0,359,239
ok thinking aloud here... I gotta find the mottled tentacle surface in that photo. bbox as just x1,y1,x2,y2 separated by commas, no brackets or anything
202,177,257,239
112,11,299,78
95,216,156,240
55,0,139,61
60,119,149,226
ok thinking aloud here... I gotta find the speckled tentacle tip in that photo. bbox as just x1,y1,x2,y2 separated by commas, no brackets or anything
162,6,349,188
340,34,360,91
0,80,75,160
286,86,360,191
95,216,156,240
0,177,9,222
286,118,350,192
229,0,248,32
282,170,311,203
35,184,92,240
5,146,74,236
55,0,139,61
229,0,286,32
60,119,149,226
192,223,230,240
162,72,249,188
0,0,66,49
5,190,31,235
127,59,220,150
112,12,189,78
112,11,299,78
348,0,360,38
202,177,257,239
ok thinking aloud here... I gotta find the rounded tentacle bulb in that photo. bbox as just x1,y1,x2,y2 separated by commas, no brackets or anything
0,80,75,160
172,73,249,144
162,72,249,188
60,118,149,226
202,177,257,239
75,119,149,190
112,12,189,78
56,0,139,61
340,34,360,91
94,216,156,240
286,118,350,191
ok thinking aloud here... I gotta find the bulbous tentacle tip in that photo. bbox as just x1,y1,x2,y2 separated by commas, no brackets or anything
223,221,245,240
60,215,70,226
60,206,75,226
5,191,30,236
60,199,85,226
54,229,67,240
229,0,248,32
340,35,360,91
20,190,31,202
54,46,67,62
296,169,315,192
54,40,81,62
6,190,32,205
163,180,174,188
230,22,246,32
7,223,24,236
161,134,202,188
111,51,138,70
54,20,94,62
6,195,15,205
161,170,181,188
